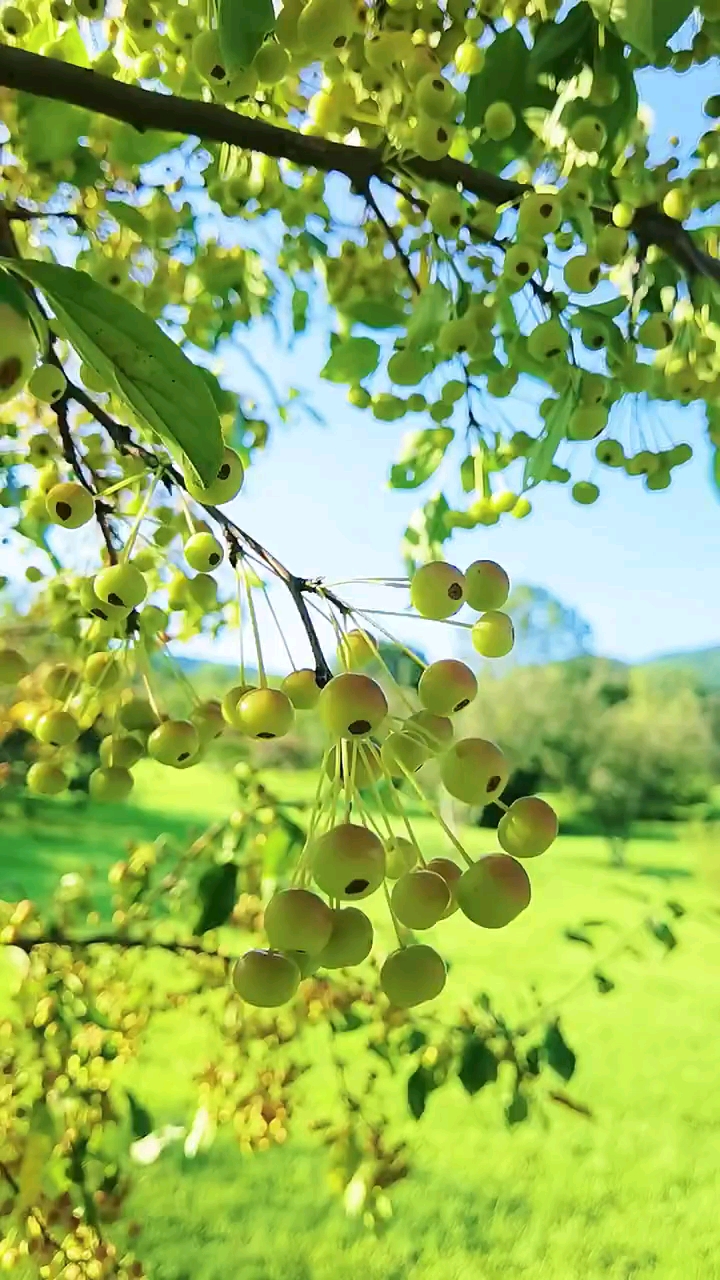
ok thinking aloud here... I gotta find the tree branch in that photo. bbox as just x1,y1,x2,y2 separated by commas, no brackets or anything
361,179,420,296
10,931,227,956
0,46,716,287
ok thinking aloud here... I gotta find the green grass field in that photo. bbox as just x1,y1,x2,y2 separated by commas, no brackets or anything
3,762,720,1280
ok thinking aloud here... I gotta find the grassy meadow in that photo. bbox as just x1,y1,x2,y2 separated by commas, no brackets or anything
2,761,720,1280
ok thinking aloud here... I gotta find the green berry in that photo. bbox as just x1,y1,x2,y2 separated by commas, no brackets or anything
391,869,450,929
232,949,300,1007
238,688,295,739
380,944,446,1008
184,447,244,505
572,481,600,505
425,857,462,918
484,100,515,141
337,629,377,670
380,731,429,778
440,737,509,804
264,888,333,955
316,907,374,969
26,762,67,796
35,710,79,747
282,669,322,710
384,836,418,879
471,610,514,658
46,482,94,529
148,719,200,767
464,560,510,612
403,711,454,753
497,796,558,858
94,563,147,613
570,114,607,152
99,734,144,768
0,647,27,683
455,854,531,928
89,766,134,802
318,673,388,739
418,660,477,716
311,822,386,900
184,531,224,572
410,562,465,620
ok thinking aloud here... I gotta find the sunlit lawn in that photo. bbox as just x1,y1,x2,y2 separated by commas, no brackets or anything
2,761,720,1280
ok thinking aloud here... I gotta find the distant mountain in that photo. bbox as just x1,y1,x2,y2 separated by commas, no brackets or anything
643,646,720,691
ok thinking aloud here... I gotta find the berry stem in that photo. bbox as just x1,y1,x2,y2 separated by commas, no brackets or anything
239,560,266,689
393,759,474,868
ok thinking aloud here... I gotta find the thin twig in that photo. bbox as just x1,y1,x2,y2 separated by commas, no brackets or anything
362,179,420,296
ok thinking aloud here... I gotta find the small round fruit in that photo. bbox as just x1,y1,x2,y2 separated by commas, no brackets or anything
380,731,429,779
184,531,224,572
220,683,255,728
410,561,465,619
455,854,531,928
26,762,67,796
89,766,134,802
184,447,244,505
148,719,200,767
0,303,38,404
232,949,300,1008
384,836,419,879
84,651,119,689
471,611,515,659
527,319,568,362
380,944,446,1008
238,688,295,739
662,187,690,221
192,700,225,745
311,822,386,900
282,668,322,710
35,710,79,747
318,672,388,739
264,888,333,955
46,482,95,529
0,647,27,683
324,742,382,789
43,663,75,698
572,481,600,505
441,738,509,805
418,660,477,716
337,629,377,670
283,950,320,980
484,100,515,141
118,696,159,733
99,734,144,769
498,796,558,858
425,857,462,918
638,314,674,350
28,363,67,403
391,870,450,930
316,907,374,968
464,560,510,612
570,114,607,152
563,253,601,294
94,564,147,612
404,711,453,753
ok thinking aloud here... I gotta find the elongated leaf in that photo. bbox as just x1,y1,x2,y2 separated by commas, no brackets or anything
466,28,555,169
407,1065,434,1120
524,384,576,489
126,1090,153,1140
218,0,275,72
528,3,595,79
7,259,223,485
390,427,454,490
195,862,238,934
458,1037,498,1096
0,266,48,347
341,299,408,330
505,1086,529,1126
612,0,693,55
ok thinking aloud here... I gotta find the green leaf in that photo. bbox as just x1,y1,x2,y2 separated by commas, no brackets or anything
458,1037,498,1096
126,1090,153,1140
611,0,694,56
16,94,90,166
593,970,616,994
321,336,380,383
0,266,48,347
524,383,577,489
218,0,275,72
543,1021,577,1081
390,428,454,490
106,122,183,168
292,287,309,335
528,3,595,79
340,299,408,329
401,492,451,572
406,282,452,347
505,1086,529,1126
645,918,678,951
406,1028,428,1053
7,259,223,486
195,862,238,934
407,1065,434,1120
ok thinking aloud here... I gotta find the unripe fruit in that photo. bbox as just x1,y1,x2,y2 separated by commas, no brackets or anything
498,796,558,858
380,944,446,1007
148,720,200,767
418,659,477,716
455,854,531,928
484,101,515,140
337,629,377,670
570,114,607,152
253,39,289,84
184,532,224,572
0,647,27,683
187,574,218,611
464,560,509,612
411,116,453,162
220,683,255,729
26,762,67,796
454,41,484,75
318,673,388,739
527,319,567,361
381,731,429,778
638,314,674,350
572,481,600,505
316,907,373,968
94,564,147,612
324,742,382,789
596,225,628,266
568,405,608,440
416,73,457,118
35,710,79,747
232,950,300,1008
119,696,159,733
384,836,418,879
391,869,450,929
425,857,462,917
264,888,333,955
43,663,75,698
503,243,540,291
518,192,562,237
311,822,386,900
28,363,67,403
410,561,465,619
89,766,134,802
84,651,120,689
2,5,30,36
237,688,295,740
404,711,453,753
563,253,601,294
0,303,38,404
471,610,514,658
46,482,95,529
441,738,509,804
192,30,230,85
612,201,634,229
184,447,244,505
282,669,322,710
99,734,144,768
192,700,225,745
662,187,690,221
595,439,625,467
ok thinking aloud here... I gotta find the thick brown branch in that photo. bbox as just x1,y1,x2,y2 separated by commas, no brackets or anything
0,46,716,287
